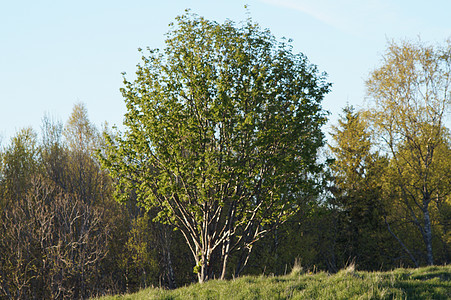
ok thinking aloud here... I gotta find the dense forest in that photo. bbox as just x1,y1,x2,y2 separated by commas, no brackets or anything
1,13,450,299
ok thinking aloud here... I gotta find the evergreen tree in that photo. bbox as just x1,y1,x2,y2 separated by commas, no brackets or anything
329,106,391,269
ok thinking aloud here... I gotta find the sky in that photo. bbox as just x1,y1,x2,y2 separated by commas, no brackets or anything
1,0,450,145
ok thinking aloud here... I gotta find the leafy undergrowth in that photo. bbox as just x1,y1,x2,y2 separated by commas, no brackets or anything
94,265,450,300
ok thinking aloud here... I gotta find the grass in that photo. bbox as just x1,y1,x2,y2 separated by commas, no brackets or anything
94,265,450,299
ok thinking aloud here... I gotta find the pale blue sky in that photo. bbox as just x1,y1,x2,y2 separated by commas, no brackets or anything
1,0,450,144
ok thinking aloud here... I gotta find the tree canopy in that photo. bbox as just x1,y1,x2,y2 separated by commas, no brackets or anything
366,39,451,266
100,12,331,282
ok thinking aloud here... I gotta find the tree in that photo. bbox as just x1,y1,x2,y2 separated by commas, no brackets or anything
0,175,111,299
0,106,130,298
63,103,109,206
0,128,39,206
366,39,451,266
101,12,330,283
64,102,99,154
329,106,391,269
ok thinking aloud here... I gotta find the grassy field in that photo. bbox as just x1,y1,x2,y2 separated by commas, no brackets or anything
95,265,450,299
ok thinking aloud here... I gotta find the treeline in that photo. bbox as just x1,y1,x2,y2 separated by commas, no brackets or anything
0,105,194,299
1,14,451,300
1,102,449,299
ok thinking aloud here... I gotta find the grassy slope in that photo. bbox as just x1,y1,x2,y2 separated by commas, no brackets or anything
96,265,450,300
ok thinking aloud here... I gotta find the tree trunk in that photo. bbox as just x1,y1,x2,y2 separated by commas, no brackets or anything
384,216,419,267
197,256,209,283
220,236,230,280
235,245,253,278
423,207,434,265
195,247,212,283
165,247,176,289
160,225,176,289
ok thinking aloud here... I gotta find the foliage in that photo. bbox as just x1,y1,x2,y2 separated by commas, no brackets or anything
100,12,330,282
0,105,121,299
119,213,159,291
2,13,451,300
366,39,451,266
328,106,393,270
0,127,39,206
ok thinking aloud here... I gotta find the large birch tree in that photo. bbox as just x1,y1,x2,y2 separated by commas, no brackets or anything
366,39,451,266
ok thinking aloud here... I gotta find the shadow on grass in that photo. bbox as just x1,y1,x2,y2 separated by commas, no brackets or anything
386,267,451,300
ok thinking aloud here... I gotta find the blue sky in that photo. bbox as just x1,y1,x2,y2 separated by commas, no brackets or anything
1,0,450,144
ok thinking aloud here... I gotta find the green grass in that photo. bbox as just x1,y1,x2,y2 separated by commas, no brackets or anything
94,265,450,299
